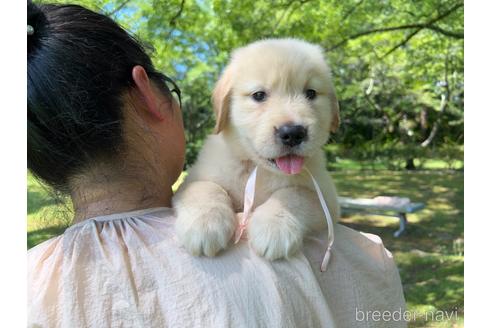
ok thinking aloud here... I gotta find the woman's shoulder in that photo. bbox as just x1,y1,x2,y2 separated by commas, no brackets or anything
303,224,407,327
28,234,64,275
27,207,177,326
27,213,406,327
28,207,176,280
305,224,396,273
336,224,395,270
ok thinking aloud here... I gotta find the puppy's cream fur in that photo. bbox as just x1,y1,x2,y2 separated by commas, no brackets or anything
173,38,340,260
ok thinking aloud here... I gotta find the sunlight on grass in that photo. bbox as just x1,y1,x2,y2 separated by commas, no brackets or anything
172,171,187,192
328,158,464,171
27,174,72,248
331,170,463,327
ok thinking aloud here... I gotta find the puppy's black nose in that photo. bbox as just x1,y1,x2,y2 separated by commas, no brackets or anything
276,124,308,147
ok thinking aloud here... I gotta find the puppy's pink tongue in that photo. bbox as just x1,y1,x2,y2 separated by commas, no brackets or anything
275,155,305,175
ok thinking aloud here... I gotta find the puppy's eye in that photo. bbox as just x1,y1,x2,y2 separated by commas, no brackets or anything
252,91,267,102
305,89,317,100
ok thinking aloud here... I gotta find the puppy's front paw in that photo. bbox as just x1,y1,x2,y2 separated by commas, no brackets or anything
247,207,304,260
175,206,236,257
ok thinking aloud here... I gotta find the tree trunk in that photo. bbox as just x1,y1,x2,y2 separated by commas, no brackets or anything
405,158,416,170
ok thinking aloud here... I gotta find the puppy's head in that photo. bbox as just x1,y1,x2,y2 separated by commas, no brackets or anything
213,38,339,175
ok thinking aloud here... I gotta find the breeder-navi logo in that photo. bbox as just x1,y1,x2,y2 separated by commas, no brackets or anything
355,307,459,323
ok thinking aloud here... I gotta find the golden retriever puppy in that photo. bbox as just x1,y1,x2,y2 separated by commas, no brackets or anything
173,38,340,260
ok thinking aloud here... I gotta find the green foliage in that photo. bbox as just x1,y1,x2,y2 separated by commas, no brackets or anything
43,0,464,167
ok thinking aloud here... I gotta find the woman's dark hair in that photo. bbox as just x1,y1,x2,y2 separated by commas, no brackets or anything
27,1,181,191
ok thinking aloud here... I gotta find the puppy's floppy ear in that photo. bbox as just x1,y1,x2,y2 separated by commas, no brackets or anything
328,91,340,133
212,64,234,134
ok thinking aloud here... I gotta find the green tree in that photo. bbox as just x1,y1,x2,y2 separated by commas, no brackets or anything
46,0,464,168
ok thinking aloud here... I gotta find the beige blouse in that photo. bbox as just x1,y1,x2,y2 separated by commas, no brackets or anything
28,207,407,327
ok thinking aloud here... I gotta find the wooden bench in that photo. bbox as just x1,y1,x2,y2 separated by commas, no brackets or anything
338,196,425,237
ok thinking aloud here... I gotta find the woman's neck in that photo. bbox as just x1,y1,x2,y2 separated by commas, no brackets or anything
70,165,172,224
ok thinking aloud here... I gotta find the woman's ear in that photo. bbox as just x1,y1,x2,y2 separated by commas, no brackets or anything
212,65,234,134
132,65,165,121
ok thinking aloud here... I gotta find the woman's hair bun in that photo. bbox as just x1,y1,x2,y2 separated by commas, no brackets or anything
27,1,47,54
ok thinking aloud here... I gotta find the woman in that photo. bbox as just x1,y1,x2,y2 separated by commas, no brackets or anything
27,2,407,327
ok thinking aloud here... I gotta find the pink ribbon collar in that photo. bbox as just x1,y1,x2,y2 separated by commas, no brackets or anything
234,166,335,272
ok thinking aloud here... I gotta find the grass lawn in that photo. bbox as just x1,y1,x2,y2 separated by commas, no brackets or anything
27,174,71,249
332,170,464,327
27,168,463,327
